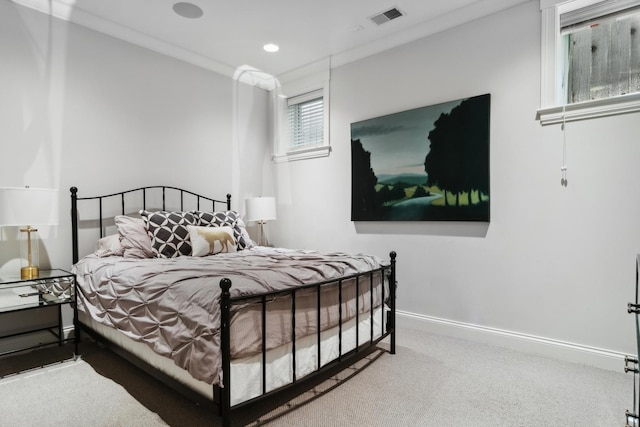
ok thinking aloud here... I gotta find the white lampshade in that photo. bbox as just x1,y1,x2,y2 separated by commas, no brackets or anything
0,187,59,226
245,197,276,222
0,187,59,279
245,197,276,247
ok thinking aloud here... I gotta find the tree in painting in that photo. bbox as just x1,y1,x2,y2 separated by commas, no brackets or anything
351,138,378,218
424,95,490,208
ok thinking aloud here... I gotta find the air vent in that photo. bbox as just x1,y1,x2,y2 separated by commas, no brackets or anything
369,7,404,25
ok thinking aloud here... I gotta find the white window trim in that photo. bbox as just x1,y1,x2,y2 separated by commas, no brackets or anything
272,144,332,163
536,92,640,125
272,61,331,163
536,0,640,125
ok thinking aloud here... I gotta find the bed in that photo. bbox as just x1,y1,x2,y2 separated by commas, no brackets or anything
70,186,397,426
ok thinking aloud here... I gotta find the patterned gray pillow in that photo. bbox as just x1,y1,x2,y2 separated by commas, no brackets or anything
140,210,197,258
195,210,248,250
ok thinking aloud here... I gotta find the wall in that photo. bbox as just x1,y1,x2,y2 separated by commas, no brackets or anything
0,1,270,270
2,0,638,369
271,1,640,366
0,1,269,341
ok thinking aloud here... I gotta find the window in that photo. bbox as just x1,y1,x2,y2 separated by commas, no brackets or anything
287,90,324,149
272,67,331,163
537,0,640,125
271,61,331,162
563,3,640,103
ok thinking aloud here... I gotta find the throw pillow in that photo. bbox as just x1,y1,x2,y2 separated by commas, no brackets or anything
140,210,196,258
187,225,237,256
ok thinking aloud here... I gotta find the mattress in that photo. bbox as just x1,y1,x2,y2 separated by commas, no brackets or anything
79,305,385,406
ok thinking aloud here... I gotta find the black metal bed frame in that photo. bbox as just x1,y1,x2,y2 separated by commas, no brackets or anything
70,186,396,427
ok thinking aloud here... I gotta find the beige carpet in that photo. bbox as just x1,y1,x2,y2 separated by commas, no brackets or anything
0,327,634,426
0,360,167,426
255,332,631,426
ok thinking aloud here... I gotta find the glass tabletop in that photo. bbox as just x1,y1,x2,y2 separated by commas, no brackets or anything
0,269,73,286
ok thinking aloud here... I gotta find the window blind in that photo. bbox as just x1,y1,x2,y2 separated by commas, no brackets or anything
288,90,324,148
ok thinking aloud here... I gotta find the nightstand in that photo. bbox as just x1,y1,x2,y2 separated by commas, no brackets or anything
0,269,77,358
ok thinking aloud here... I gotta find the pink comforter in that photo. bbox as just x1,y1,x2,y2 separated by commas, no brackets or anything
73,247,388,386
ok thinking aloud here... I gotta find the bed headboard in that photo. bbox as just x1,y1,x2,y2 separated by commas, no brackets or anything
70,186,231,263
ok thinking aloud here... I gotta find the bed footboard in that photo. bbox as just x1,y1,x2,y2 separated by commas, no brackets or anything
218,251,397,427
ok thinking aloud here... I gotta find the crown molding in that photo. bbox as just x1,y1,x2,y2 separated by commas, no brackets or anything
10,0,236,78
11,0,533,84
330,0,532,71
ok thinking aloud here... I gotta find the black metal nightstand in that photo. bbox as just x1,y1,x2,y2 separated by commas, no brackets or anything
0,269,77,358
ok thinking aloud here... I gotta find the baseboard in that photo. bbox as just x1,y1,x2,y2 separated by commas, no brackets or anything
3,316,627,372
397,310,629,372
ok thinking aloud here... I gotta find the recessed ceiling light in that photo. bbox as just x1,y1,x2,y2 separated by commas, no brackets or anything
263,43,280,53
173,2,204,19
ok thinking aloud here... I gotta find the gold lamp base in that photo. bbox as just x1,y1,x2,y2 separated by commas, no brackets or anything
21,265,39,280
20,225,40,279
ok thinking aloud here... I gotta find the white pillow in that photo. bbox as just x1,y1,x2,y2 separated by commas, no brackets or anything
187,225,237,256
115,215,154,258
94,234,124,257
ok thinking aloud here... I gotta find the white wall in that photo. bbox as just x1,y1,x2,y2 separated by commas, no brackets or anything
0,1,269,275
271,1,640,362
0,2,269,338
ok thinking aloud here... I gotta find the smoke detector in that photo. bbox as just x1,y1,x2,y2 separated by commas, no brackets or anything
369,7,404,25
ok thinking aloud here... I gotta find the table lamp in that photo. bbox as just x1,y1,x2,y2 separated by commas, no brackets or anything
0,187,59,279
245,197,276,246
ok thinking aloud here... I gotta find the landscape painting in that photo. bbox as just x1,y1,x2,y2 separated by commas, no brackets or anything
351,93,490,221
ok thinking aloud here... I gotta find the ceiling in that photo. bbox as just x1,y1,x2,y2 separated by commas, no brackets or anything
13,0,529,81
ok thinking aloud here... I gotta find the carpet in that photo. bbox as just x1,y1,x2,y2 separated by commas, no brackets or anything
247,330,631,426
0,328,632,426
0,359,167,426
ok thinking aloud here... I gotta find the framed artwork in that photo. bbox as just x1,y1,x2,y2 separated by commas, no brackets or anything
351,93,490,222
